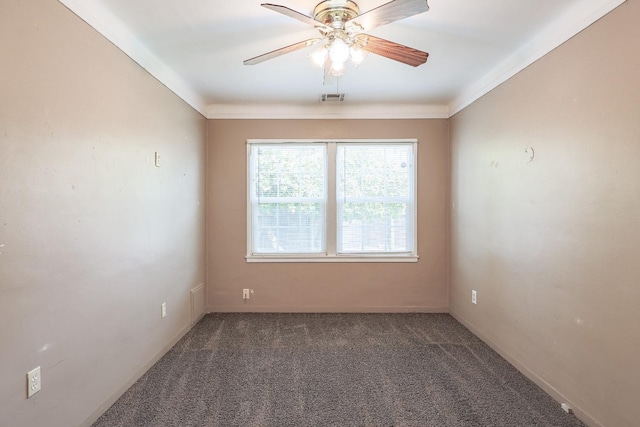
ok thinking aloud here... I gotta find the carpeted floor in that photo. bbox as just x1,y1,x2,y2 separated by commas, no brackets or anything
93,313,585,427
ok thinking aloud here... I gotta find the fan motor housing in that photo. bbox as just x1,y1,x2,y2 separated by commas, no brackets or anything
314,0,359,29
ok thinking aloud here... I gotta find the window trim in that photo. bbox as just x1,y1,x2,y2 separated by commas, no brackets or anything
246,139,419,263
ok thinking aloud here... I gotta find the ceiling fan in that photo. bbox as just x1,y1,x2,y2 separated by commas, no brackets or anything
244,0,430,80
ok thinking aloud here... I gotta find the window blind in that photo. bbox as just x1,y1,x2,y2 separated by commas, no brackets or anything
336,144,414,254
250,144,326,254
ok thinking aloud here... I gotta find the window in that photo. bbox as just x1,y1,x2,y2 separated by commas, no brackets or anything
247,140,417,262
249,144,326,254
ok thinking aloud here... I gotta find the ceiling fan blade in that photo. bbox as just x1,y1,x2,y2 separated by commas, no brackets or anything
346,0,429,33
262,3,329,30
357,34,428,67
244,39,322,65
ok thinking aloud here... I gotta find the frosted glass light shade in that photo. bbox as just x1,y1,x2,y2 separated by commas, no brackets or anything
310,47,328,68
330,61,345,76
329,38,350,64
350,45,366,66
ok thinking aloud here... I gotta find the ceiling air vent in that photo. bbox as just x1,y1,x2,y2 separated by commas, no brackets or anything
320,93,346,102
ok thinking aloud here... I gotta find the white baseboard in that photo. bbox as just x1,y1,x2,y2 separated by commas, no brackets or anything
207,305,449,313
450,310,603,427
79,323,193,427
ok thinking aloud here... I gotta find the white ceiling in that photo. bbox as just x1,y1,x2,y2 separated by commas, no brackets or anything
59,0,624,118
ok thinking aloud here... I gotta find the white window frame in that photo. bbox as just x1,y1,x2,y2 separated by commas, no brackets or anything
246,139,418,263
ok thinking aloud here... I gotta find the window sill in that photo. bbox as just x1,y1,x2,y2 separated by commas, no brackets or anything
245,255,419,263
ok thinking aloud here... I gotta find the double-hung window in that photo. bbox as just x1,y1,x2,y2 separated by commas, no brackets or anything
247,139,417,262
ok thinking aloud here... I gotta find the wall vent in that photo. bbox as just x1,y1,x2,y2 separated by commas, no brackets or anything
190,283,206,325
320,93,346,102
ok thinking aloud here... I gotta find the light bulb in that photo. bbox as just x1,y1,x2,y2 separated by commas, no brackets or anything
310,47,328,68
330,61,345,76
329,38,350,64
350,45,366,67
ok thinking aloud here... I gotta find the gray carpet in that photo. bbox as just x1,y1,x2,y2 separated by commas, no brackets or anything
93,313,585,427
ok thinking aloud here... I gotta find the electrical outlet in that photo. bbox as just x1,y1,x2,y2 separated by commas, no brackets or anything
561,403,573,414
27,366,41,398
472,290,477,305
161,302,167,318
243,289,250,300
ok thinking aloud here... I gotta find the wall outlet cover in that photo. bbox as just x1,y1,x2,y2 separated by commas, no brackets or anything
27,366,41,398
561,403,573,414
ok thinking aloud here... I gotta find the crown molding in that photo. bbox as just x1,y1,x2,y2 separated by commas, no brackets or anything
449,0,626,116
205,103,450,119
58,0,208,116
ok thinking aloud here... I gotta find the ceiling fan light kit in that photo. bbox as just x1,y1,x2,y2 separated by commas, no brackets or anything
244,0,430,80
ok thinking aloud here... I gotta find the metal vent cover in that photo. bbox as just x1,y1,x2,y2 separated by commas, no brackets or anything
320,93,346,102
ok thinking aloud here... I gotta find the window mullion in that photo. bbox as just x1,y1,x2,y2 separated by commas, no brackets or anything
326,142,337,256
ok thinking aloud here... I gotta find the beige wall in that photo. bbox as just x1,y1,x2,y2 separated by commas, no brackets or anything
207,119,449,312
4,0,637,425
449,2,640,426
0,1,206,427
